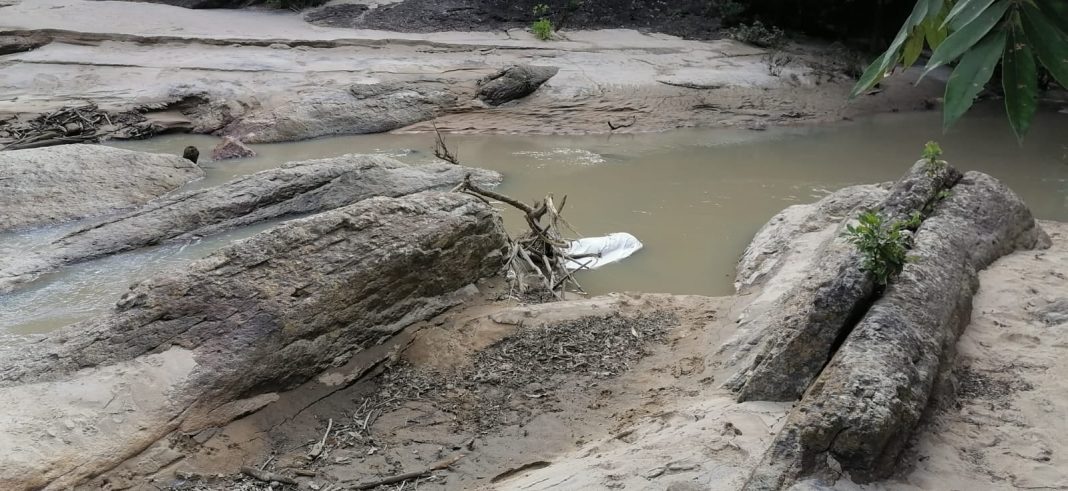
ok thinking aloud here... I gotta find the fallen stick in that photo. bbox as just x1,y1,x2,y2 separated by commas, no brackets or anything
240,466,298,485
307,418,334,460
348,453,465,489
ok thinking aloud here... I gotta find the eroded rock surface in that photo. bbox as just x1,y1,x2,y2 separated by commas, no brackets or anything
477,65,559,106
0,154,500,293
0,144,203,232
223,81,460,143
725,161,962,402
0,33,50,55
742,172,1049,489
735,183,888,298
0,191,508,490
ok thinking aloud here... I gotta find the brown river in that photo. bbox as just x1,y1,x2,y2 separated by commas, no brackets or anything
2,106,1066,334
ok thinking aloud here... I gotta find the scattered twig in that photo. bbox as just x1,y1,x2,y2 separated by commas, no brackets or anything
307,418,334,460
240,466,298,485
347,453,466,489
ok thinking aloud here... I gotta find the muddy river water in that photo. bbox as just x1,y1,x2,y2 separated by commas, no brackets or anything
2,107,1066,334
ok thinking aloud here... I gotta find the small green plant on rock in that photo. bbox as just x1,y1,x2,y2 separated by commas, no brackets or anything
844,211,911,286
922,140,946,175
923,140,943,164
532,4,554,41
902,210,923,230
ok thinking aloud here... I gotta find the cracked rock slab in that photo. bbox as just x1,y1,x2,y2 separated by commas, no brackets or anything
742,172,1048,489
0,191,509,490
724,161,962,403
0,154,500,293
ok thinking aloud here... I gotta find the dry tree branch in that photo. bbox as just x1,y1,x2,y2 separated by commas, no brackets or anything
434,131,586,300
433,124,460,165
240,467,298,485
347,453,466,489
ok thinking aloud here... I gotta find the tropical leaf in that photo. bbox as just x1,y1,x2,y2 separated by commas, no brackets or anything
924,0,1010,77
926,0,945,19
1021,2,1068,89
1003,14,1038,140
903,26,927,67
943,0,999,30
943,28,1007,130
924,15,950,49
850,0,935,97
1035,0,1068,35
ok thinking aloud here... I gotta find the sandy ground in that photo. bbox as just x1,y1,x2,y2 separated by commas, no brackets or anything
0,0,946,136
80,221,1068,491
496,221,1068,491
89,287,769,490
882,220,1068,491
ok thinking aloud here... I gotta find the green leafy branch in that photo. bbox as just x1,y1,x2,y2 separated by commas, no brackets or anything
851,0,1068,140
844,211,913,286
532,4,554,41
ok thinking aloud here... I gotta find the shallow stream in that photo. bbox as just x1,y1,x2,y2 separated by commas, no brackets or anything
2,106,1066,334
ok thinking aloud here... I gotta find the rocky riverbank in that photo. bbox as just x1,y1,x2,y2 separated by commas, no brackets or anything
1,2,1067,490
0,150,1064,490
0,0,947,145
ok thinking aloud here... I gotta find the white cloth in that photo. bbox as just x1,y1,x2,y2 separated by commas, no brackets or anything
564,232,643,271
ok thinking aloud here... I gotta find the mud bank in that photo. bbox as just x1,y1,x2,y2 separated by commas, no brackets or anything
0,0,947,143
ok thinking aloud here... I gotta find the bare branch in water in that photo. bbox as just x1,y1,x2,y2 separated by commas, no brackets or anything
433,124,461,165
436,131,589,300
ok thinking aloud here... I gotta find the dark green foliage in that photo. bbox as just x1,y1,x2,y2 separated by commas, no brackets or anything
264,0,326,9
713,0,747,25
844,211,912,286
532,4,554,40
726,21,787,48
852,0,1068,140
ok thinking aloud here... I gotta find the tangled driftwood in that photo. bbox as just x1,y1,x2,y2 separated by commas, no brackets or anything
0,104,155,151
436,127,594,299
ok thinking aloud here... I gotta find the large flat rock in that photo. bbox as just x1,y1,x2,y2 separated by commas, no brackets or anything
0,154,500,293
0,191,508,490
0,144,202,232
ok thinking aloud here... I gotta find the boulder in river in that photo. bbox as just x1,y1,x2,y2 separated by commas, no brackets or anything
477,65,560,106
0,191,509,490
210,136,255,160
182,145,200,163
0,144,203,232
0,154,501,293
